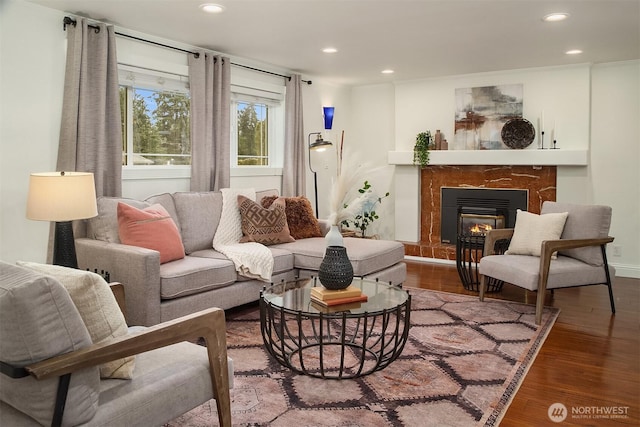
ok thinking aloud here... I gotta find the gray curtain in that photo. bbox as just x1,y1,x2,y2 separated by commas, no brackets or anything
188,52,231,191
282,74,305,197
57,18,122,197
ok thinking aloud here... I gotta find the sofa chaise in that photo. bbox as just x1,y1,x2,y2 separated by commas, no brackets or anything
74,189,406,326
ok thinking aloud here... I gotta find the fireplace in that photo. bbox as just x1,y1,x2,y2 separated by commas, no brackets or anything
458,207,505,237
441,188,528,244
402,165,556,260
443,188,527,292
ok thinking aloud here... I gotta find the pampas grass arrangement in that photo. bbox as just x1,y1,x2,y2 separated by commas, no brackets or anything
327,141,389,228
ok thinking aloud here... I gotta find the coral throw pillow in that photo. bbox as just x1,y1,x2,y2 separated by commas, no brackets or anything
261,195,323,239
238,195,295,245
505,209,569,257
117,202,185,264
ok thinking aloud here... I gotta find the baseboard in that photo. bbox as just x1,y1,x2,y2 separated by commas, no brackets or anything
404,256,640,279
611,263,640,279
404,255,456,266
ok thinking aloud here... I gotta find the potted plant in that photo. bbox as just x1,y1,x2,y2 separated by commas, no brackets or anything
413,131,432,168
341,180,390,238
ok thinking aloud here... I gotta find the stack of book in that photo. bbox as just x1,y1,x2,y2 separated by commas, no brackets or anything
310,285,368,311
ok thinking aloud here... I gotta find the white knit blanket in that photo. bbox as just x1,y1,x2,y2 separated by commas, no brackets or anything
213,188,274,281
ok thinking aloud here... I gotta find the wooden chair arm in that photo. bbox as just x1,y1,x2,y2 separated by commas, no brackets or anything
26,307,227,379
540,236,614,256
534,236,614,326
538,235,614,286
26,307,232,427
109,282,126,323
483,228,515,255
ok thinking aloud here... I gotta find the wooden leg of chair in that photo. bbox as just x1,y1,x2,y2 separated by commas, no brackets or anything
535,291,545,326
204,312,232,427
479,275,486,301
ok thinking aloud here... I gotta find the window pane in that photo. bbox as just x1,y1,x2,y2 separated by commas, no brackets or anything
123,86,191,166
237,102,269,166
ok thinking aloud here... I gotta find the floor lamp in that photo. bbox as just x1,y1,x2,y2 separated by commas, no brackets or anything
26,171,98,269
308,132,333,217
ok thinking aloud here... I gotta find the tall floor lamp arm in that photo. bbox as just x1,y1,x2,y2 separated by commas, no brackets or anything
308,133,320,217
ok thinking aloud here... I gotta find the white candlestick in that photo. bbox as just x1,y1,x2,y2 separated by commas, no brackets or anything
541,110,545,132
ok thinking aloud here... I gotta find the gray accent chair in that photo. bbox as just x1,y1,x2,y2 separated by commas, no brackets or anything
478,202,615,325
0,261,232,427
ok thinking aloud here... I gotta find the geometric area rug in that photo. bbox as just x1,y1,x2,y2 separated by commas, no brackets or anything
165,288,559,427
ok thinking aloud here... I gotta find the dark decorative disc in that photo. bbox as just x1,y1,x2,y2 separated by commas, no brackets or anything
501,118,535,149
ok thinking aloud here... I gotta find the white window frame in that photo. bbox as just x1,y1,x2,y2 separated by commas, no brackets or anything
119,64,192,180
230,77,285,177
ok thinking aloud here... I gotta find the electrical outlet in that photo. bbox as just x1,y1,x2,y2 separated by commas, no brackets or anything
612,245,622,257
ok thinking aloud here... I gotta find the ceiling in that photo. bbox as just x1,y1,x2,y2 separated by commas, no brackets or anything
26,0,640,86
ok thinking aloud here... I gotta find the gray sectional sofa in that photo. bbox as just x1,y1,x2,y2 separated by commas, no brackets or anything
74,189,406,326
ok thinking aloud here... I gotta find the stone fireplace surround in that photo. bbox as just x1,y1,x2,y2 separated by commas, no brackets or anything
403,165,557,260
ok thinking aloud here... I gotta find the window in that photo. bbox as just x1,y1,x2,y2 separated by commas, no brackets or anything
235,101,270,165
231,81,284,170
119,67,191,167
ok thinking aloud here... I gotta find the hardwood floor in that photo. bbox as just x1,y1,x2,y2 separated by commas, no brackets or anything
404,260,640,426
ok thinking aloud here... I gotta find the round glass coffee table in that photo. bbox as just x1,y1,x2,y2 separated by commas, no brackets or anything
260,277,411,379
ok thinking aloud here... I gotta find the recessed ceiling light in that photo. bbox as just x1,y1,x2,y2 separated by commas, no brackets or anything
543,13,569,22
200,3,224,13
381,69,394,74
322,47,338,54
565,49,583,55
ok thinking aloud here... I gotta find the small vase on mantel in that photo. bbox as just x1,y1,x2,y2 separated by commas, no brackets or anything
325,224,344,247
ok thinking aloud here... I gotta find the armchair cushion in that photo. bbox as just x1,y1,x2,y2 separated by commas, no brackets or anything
505,209,568,257
541,201,612,266
0,262,99,426
479,254,615,291
15,262,135,379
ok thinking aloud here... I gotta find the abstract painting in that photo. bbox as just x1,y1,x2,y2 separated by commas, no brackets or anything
453,84,523,150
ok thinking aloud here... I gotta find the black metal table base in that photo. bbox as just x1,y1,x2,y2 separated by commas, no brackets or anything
456,235,504,292
260,295,411,379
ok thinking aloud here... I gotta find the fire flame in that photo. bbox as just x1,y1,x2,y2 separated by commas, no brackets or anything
470,224,493,234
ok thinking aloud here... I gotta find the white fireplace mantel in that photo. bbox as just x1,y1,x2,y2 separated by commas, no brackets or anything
388,149,588,166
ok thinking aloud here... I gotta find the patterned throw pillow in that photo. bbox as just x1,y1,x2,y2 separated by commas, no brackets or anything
117,202,185,264
260,195,323,239
238,195,295,245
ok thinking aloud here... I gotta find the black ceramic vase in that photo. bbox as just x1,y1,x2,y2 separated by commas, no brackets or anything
318,246,354,290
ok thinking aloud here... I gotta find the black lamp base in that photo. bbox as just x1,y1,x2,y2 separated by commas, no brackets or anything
53,221,78,269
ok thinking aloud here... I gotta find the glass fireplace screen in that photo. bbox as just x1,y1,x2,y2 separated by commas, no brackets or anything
458,213,505,237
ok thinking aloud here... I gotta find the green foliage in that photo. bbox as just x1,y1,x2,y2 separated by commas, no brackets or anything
120,86,191,165
237,102,269,165
341,181,390,237
413,131,432,168
154,92,190,156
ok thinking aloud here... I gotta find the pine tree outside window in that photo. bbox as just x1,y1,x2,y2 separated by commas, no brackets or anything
119,67,191,167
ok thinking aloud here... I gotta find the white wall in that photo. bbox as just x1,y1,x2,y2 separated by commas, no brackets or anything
590,61,640,275
349,62,640,277
1,0,67,264
301,78,352,220
349,83,396,239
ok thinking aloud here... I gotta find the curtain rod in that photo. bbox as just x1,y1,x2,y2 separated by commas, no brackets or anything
62,16,312,85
